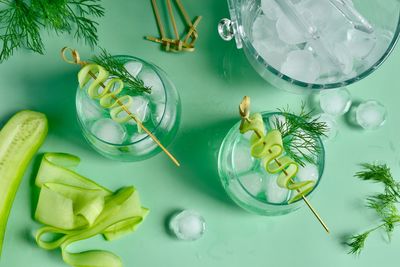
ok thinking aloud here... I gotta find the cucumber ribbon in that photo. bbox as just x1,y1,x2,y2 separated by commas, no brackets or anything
240,114,315,203
34,153,148,267
78,64,142,132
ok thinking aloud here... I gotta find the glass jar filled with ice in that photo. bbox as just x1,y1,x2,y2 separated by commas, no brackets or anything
76,55,181,161
219,0,400,90
218,112,325,215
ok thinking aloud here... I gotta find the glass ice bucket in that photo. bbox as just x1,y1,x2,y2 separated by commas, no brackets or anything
218,0,400,92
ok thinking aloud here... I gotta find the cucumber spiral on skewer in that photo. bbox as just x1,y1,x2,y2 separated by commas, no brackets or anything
240,113,315,204
78,64,140,126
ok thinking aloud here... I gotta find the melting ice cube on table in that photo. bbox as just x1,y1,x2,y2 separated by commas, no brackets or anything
356,100,387,130
264,174,289,204
91,118,126,144
124,61,143,77
239,173,263,196
169,210,205,241
319,87,352,116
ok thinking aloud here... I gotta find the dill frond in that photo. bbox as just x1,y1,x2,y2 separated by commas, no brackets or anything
90,49,151,94
275,103,328,166
0,0,104,62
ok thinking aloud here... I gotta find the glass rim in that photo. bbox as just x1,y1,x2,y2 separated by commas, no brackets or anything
76,54,169,147
236,2,400,89
218,111,325,207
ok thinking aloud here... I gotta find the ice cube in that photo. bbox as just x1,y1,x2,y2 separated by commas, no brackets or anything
129,132,148,143
276,13,307,45
312,113,338,141
264,174,289,204
297,0,334,30
281,50,321,83
364,29,393,67
239,173,263,196
356,100,387,130
242,131,254,141
80,95,104,122
124,61,143,77
261,0,283,20
252,15,276,41
138,69,165,103
91,118,126,144
127,96,150,125
252,14,292,69
269,114,287,130
296,163,319,182
319,87,352,116
233,141,255,174
333,43,354,75
253,40,290,69
169,210,205,241
346,29,377,59
151,102,166,125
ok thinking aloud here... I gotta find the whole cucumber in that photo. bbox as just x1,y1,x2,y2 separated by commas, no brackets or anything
0,110,48,257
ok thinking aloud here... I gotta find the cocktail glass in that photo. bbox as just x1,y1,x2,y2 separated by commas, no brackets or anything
76,55,181,161
218,111,325,215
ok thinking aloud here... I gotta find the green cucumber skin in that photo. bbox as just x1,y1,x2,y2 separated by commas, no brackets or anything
0,110,48,257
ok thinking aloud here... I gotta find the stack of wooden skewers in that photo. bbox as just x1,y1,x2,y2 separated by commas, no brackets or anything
145,0,202,52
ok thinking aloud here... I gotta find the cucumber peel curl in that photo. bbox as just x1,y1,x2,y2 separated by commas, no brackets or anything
34,153,148,267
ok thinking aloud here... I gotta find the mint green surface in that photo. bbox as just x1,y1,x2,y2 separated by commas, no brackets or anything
0,1,399,266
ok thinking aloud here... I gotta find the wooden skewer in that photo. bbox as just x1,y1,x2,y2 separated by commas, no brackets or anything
61,47,180,167
175,0,201,45
151,0,166,39
166,0,180,41
175,0,192,27
239,96,329,234
183,16,202,45
147,0,200,52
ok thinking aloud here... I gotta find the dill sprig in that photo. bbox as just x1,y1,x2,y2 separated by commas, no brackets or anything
348,163,400,255
275,103,328,166
0,0,104,62
91,49,151,94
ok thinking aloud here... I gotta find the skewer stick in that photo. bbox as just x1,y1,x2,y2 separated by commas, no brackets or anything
183,16,202,45
166,0,180,41
175,0,201,44
61,47,180,167
151,0,166,39
239,96,329,233
175,0,192,26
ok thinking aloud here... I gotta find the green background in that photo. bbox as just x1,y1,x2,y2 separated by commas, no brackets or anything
1,1,399,266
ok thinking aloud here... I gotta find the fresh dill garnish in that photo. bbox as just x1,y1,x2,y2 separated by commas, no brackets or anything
0,0,104,62
274,103,328,166
90,49,151,94
347,163,400,255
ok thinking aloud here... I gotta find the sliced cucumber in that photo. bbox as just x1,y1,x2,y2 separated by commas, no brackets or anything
0,110,48,256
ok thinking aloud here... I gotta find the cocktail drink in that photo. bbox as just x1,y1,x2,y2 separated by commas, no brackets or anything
218,109,325,216
76,55,181,161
